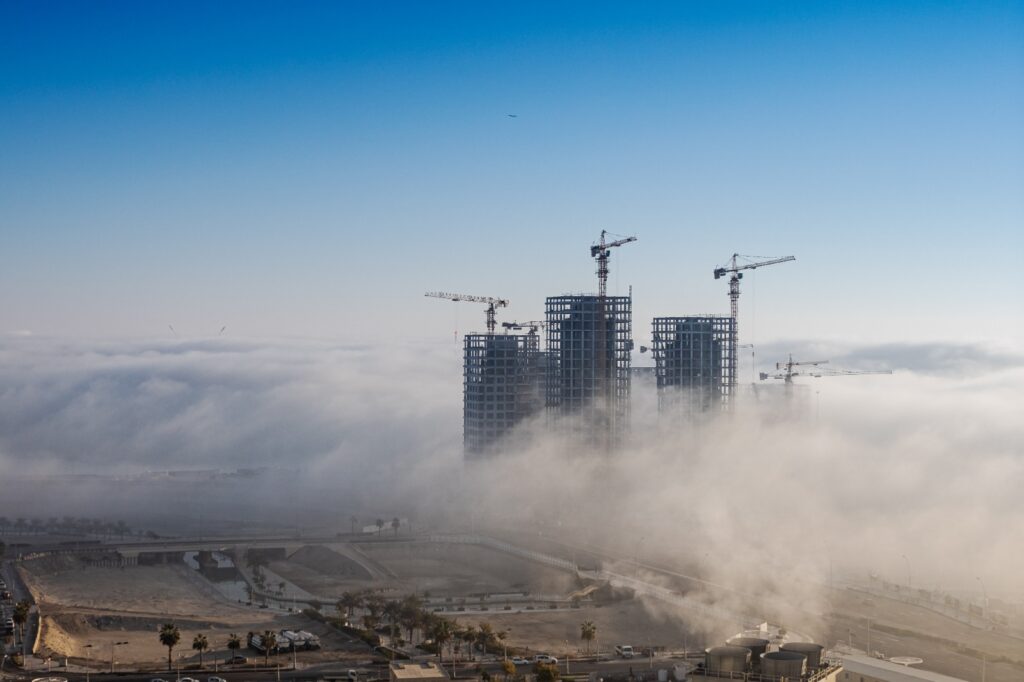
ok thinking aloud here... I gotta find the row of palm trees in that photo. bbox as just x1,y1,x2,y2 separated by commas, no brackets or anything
158,625,246,671
334,590,507,661
149,616,595,673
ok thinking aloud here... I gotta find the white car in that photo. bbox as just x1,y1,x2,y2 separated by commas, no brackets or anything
179,677,199,682
534,654,558,665
510,657,530,666
208,677,228,682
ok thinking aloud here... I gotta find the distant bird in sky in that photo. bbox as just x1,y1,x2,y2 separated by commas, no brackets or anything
507,114,518,118
218,326,227,336
168,324,177,336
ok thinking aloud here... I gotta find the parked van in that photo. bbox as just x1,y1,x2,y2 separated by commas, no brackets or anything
615,645,634,658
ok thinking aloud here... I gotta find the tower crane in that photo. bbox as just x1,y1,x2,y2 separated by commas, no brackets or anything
714,253,796,321
714,253,795,392
760,354,893,383
425,291,508,334
591,230,637,298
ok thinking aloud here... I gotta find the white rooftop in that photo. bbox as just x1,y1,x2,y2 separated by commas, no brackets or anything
841,654,968,682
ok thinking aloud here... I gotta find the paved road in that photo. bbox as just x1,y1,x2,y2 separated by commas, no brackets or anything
2,561,38,662
0,655,693,682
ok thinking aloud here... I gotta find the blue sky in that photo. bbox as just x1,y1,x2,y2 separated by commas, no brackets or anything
1,1,1022,347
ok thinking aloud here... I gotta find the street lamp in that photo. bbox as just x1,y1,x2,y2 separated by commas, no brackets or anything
110,640,128,673
84,644,93,682
900,554,911,591
976,576,989,615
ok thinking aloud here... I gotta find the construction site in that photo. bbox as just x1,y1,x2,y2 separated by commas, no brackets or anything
427,232,891,459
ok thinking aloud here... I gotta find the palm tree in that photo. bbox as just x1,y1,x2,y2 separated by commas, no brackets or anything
159,623,181,672
430,618,454,666
383,600,402,655
261,630,277,667
391,517,400,536
400,595,424,644
477,623,495,658
350,516,358,534
375,518,385,536
580,621,596,654
460,626,476,661
12,600,30,643
497,629,508,660
338,592,359,624
192,634,209,668
227,633,241,663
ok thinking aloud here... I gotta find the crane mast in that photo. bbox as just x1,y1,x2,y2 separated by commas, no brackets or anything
591,230,637,298
424,291,509,334
713,253,795,391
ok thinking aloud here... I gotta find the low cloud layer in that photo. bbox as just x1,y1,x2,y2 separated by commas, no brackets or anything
0,336,1021,603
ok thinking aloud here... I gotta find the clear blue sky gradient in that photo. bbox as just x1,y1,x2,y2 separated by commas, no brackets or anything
2,1,1022,345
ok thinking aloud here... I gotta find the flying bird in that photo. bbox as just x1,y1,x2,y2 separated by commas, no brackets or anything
218,326,227,336
507,114,518,118
168,324,177,336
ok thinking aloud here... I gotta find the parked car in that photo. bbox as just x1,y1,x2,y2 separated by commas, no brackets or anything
227,654,248,664
208,676,228,682
150,678,168,682
534,654,558,665
510,657,530,665
179,677,199,682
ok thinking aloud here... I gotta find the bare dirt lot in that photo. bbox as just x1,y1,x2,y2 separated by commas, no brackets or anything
358,541,576,597
459,597,703,658
269,541,577,600
20,554,362,669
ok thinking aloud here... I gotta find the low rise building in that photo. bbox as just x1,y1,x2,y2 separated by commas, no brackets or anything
390,662,449,682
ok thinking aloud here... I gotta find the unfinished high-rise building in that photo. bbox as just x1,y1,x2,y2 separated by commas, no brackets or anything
545,295,632,443
651,315,736,414
463,332,545,457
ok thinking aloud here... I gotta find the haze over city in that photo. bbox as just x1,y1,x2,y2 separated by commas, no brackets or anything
1,3,1022,682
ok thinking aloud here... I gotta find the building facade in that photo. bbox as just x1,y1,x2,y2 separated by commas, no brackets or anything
545,294,632,445
463,332,545,457
651,315,736,415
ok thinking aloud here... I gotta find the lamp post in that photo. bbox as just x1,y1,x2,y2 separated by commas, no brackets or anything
110,640,128,673
976,577,989,617
84,643,93,682
900,555,911,591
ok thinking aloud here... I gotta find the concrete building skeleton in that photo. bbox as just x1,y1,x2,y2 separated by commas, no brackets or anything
545,294,632,445
651,315,736,415
462,332,545,457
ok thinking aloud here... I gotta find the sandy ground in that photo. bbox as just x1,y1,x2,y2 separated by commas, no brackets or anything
269,541,577,601
813,588,1024,682
459,597,703,658
358,542,577,597
20,554,363,669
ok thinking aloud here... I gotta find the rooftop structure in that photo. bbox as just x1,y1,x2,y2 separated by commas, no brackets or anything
652,315,736,414
463,332,545,457
390,662,449,682
545,294,632,445
838,655,968,682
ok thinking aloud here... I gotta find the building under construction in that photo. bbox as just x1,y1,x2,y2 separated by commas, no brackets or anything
651,315,736,414
545,295,632,442
463,332,545,457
